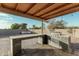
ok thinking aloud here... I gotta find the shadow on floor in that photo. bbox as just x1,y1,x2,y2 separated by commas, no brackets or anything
71,43,79,51
19,49,73,56
69,43,79,55
21,49,55,56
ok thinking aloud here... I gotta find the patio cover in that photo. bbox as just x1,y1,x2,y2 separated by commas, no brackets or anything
0,3,79,21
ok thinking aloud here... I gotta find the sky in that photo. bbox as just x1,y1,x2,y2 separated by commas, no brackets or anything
0,12,79,29
49,12,79,27
0,12,42,29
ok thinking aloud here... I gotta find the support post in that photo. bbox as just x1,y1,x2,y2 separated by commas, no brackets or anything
42,19,44,35
41,19,48,44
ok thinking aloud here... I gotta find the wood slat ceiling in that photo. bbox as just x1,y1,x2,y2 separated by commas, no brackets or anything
41,3,79,18
16,3,34,13
0,3,79,21
34,3,66,16
45,6,79,19
27,3,51,15
2,3,17,9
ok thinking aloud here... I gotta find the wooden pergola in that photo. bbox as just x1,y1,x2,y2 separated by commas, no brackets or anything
0,3,79,21
0,4,79,56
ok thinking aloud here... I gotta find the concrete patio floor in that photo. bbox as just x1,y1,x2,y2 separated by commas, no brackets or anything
20,38,74,56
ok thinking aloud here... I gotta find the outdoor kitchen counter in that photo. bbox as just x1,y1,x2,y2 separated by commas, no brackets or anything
9,34,42,40
0,34,43,56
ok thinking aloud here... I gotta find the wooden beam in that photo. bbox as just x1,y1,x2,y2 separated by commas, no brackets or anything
16,3,34,13
27,3,48,15
0,3,1,7
40,4,67,18
46,6,79,19
0,7,46,22
2,3,17,9
42,3,79,18
35,3,66,16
